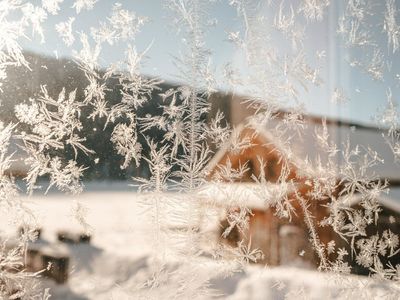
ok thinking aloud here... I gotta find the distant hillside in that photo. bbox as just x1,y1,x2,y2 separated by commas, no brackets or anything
0,51,246,181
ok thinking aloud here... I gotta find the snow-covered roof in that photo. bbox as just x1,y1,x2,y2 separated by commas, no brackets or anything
197,182,294,210
341,187,400,213
259,116,399,181
207,113,400,182
198,183,400,214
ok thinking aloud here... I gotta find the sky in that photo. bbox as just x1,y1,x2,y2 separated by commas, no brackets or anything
17,0,400,126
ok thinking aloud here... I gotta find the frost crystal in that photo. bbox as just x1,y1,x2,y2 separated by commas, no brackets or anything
56,17,75,46
1,0,400,299
72,0,97,14
299,0,330,22
42,0,63,15
331,87,348,104
384,0,400,53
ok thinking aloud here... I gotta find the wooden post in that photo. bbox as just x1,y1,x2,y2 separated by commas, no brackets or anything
26,246,43,273
40,245,70,284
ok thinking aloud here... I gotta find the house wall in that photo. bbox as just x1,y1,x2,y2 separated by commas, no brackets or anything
213,126,334,267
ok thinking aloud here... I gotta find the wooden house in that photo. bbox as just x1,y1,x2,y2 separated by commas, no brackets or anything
203,112,400,268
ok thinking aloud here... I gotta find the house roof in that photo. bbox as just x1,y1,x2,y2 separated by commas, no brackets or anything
207,112,400,182
264,115,398,181
341,187,400,214
198,183,400,214
198,182,295,210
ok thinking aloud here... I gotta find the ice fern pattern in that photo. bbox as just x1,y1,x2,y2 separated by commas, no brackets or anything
0,0,400,299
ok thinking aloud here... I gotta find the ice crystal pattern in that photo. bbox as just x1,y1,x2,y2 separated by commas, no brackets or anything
0,0,400,299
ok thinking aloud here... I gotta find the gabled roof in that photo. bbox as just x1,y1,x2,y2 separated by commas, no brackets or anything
263,115,398,181
341,187,400,214
207,112,400,182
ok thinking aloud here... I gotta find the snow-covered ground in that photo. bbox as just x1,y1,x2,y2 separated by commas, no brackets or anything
0,190,398,299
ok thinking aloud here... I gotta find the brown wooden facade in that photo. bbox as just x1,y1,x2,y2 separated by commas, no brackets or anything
208,126,334,266
208,124,400,272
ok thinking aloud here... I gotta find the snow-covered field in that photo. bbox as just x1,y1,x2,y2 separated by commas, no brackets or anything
0,190,397,299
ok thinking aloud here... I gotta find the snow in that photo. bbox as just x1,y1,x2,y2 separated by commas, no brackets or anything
341,187,400,213
0,190,396,299
225,266,394,300
198,182,294,210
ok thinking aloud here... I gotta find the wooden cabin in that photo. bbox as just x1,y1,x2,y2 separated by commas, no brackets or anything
204,114,400,268
205,124,332,266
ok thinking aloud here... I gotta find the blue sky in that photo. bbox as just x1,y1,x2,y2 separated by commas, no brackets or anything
19,0,400,126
